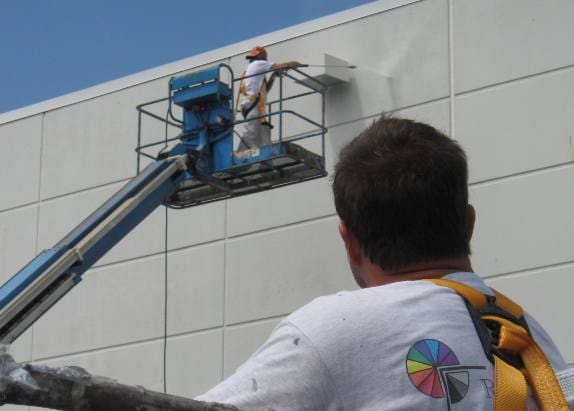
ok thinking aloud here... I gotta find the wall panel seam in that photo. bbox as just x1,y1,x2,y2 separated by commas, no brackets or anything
89,251,165,270
483,259,574,282
32,330,220,364
328,96,450,131
222,199,229,381
470,161,574,188
455,63,574,99
83,240,227,272
31,112,47,363
228,213,339,241
33,313,290,364
0,201,40,215
40,176,132,204
162,206,168,392
226,314,287,330
30,334,210,362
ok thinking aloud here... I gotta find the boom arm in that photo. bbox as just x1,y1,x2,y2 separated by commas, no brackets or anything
0,63,328,346
0,155,188,344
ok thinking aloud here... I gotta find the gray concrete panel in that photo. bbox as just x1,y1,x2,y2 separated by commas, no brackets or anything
0,115,42,211
0,205,38,283
37,182,165,268
456,67,574,183
225,217,356,325
10,328,32,363
393,98,451,136
227,177,335,237
454,0,574,92
32,256,165,359
41,79,166,199
167,243,225,336
326,98,450,172
39,340,164,391
166,330,223,398
167,201,225,251
471,165,574,277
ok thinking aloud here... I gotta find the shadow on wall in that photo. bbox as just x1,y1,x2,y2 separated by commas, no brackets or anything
324,21,444,167
326,66,392,128
325,65,392,167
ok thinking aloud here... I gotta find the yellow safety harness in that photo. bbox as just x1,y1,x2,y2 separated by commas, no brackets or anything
235,71,269,125
425,279,568,411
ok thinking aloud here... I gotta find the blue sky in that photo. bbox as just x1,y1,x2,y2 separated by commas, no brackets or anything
1,0,373,114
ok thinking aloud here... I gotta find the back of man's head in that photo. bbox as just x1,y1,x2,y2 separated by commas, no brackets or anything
333,116,470,271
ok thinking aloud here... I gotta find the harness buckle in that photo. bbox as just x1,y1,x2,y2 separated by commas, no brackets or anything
464,296,530,367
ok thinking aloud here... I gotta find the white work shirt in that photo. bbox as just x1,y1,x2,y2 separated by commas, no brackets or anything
197,272,565,410
239,59,274,108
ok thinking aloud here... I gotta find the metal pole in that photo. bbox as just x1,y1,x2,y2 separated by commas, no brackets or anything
303,64,357,69
279,72,283,144
321,90,326,162
137,109,142,173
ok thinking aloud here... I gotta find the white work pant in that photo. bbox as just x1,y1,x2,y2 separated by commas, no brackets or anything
238,108,271,151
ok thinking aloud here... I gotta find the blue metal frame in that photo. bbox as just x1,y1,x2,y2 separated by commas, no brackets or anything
0,156,187,343
0,62,335,347
0,63,332,345
136,63,328,174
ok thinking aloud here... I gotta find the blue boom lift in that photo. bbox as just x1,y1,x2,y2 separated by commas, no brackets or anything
0,64,328,344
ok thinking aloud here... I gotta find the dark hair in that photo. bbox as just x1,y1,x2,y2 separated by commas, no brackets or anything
333,116,470,270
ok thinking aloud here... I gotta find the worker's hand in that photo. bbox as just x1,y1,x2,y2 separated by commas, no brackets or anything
272,61,306,72
289,61,307,69
278,61,306,70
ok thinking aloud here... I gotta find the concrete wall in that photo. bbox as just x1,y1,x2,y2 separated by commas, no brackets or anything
0,0,573,408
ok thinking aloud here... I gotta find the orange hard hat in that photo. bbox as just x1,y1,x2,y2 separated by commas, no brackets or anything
246,46,267,60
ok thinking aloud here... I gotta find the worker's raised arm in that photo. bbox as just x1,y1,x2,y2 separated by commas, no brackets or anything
267,61,306,91
271,61,307,71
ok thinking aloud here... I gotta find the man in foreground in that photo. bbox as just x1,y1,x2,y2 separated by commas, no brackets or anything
236,46,304,151
198,117,566,410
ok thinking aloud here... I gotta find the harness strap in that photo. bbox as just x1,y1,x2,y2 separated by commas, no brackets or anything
241,94,261,119
236,71,269,125
429,278,487,308
492,289,523,319
494,353,527,410
235,75,246,115
425,278,568,411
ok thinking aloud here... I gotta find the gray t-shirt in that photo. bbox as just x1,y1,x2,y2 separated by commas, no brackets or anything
197,272,566,410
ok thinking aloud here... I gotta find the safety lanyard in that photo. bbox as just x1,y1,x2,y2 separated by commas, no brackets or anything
425,278,568,411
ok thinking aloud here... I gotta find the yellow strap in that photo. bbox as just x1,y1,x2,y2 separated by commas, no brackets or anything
427,279,568,411
236,70,269,126
426,279,522,317
492,289,523,319
494,354,528,411
256,90,267,124
235,75,245,114
425,278,487,309
486,317,569,411
235,72,256,112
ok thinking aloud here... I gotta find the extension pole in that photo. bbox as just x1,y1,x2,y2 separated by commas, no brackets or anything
302,64,357,69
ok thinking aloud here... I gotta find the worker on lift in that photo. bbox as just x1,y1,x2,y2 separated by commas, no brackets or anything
237,46,305,151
